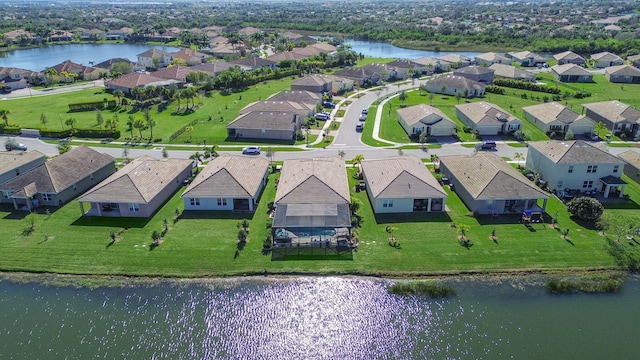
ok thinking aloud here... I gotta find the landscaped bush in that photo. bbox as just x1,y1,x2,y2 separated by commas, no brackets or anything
493,78,561,94
40,129,74,138
68,100,116,112
75,129,121,139
485,85,505,95
0,125,21,135
567,197,604,222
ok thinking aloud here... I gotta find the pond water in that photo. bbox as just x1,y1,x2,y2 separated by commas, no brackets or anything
1,276,639,359
0,44,179,71
344,39,482,60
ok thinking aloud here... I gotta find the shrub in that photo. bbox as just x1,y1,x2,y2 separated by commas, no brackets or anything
567,196,604,222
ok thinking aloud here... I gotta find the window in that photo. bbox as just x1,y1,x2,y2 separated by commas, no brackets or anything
383,199,393,208
582,180,593,188
217,198,227,206
190,198,200,206
568,166,573,173
42,194,52,202
129,203,139,212
613,165,619,173
587,165,597,173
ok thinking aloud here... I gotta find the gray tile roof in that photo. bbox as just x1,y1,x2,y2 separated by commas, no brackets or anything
292,74,332,87
0,150,46,176
551,64,592,76
361,155,447,199
523,102,582,124
528,140,623,164
182,154,269,198
239,100,314,117
553,51,585,62
454,65,494,76
440,153,547,200
0,146,114,194
582,101,640,124
605,65,640,76
226,111,299,131
275,157,350,204
426,75,485,90
396,104,455,126
267,90,321,105
489,63,535,80
475,52,510,63
78,156,192,204
456,101,520,125
591,51,622,62
617,150,640,169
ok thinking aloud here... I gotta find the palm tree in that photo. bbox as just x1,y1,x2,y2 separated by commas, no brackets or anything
185,125,194,142
514,152,524,169
112,90,124,106
133,119,145,138
352,154,365,168
127,115,135,138
146,118,156,140
0,109,10,126
189,152,203,167
44,68,57,86
40,113,47,128
64,117,77,133
429,91,434,106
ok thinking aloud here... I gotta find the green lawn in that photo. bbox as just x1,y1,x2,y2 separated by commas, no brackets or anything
3,167,640,277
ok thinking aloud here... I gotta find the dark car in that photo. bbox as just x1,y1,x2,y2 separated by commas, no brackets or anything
5,141,27,151
322,101,335,109
477,141,496,150
356,123,364,132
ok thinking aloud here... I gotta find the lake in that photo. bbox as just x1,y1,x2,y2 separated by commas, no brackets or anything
1,276,638,359
344,39,482,60
0,44,179,71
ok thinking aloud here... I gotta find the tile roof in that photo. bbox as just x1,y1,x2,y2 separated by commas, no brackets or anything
275,157,350,204
361,155,447,199
475,52,510,63
437,54,471,63
78,156,192,204
551,64,592,76
553,51,585,62
605,65,640,76
229,57,275,68
489,63,535,80
523,102,582,124
528,140,623,164
440,153,547,200
292,74,333,87
239,100,314,117
426,75,485,90
582,101,640,124
137,48,172,58
456,101,520,125
226,111,299,131
617,150,640,169
591,51,622,62
267,90,322,105
454,65,494,76
182,154,269,198
105,73,171,89
151,65,197,81
0,150,46,176
0,146,114,194
397,104,455,126
189,62,236,75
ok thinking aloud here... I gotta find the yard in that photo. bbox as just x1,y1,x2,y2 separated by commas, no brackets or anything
2,166,639,277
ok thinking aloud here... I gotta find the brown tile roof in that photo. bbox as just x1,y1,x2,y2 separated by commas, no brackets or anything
78,156,191,204
397,104,454,126
267,51,306,62
456,101,520,125
105,73,170,89
523,102,582,125
275,157,350,204
137,48,172,58
228,57,275,68
151,65,197,81
440,153,547,200
528,140,624,164
582,101,640,124
190,62,236,75
93,58,135,70
0,150,46,176
183,154,269,198
361,155,447,199
226,111,299,131
0,146,114,194
617,150,640,169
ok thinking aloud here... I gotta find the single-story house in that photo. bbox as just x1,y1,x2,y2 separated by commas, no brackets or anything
604,65,640,83
151,65,199,82
506,51,547,67
526,140,626,197
182,154,269,212
523,102,595,136
137,49,173,68
412,57,450,73
273,157,351,245
551,64,593,82
333,64,398,86
385,59,422,79
0,67,44,89
590,52,623,69
226,111,302,141
425,75,485,98
267,90,323,108
291,74,333,93
228,56,276,71
78,156,192,217
617,150,640,184
104,73,181,94
239,100,315,118
489,63,536,82
0,146,115,211
440,153,548,215
474,52,511,67
553,51,586,66
437,54,471,68
453,65,495,83
93,58,137,72
190,61,237,76
361,155,447,213
48,60,102,81
0,151,47,197
397,104,457,137
627,54,640,68
582,100,640,136
455,101,522,135
170,48,207,66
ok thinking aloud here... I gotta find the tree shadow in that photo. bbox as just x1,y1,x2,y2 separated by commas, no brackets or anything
374,211,451,225
179,210,255,221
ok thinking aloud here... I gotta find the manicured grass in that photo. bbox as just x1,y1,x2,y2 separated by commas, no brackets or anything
4,167,640,277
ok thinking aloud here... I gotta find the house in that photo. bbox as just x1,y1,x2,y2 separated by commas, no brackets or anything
425,75,485,98
440,153,548,215
627,54,640,68
93,58,137,72
226,111,302,141
78,156,192,217
190,62,237,76
590,52,623,69
267,51,307,63
273,157,351,245
0,67,43,90
551,64,593,82
437,54,471,68
151,65,199,82
291,43,337,59
0,151,47,197
453,65,495,83
474,52,511,67
328,75,354,95
397,104,457,137
523,102,595,136
617,150,640,184
489,63,536,82
455,101,522,135
291,74,333,93
104,73,181,94
48,60,102,81
333,64,397,86
360,155,447,213
604,65,640,84
267,90,323,108
385,59,422,79
182,154,269,212
170,48,207,66
228,56,276,70
553,51,586,66
506,51,547,67
582,101,640,136
0,146,115,211
526,140,627,197
137,49,173,69
239,100,315,118
413,57,450,73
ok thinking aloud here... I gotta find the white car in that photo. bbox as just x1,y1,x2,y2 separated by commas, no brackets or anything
242,146,261,155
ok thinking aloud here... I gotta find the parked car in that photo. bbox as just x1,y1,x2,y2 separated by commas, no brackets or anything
242,146,261,155
361,108,368,115
359,114,367,122
477,141,496,150
322,101,335,109
356,123,364,132
315,113,329,120
5,141,27,151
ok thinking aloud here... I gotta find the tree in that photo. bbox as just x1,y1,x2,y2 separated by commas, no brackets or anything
514,152,524,168
40,113,47,128
189,152,203,167
564,130,574,141
126,115,135,138
352,154,365,168
133,119,145,138
567,197,604,222
457,224,471,240
0,109,9,126
594,121,607,137
95,110,104,126
398,90,407,106
429,91,434,105
44,68,57,86
144,109,155,140
112,90,125,106
455,91,462,104
338,150,346,159
4,138,17,151
64,117,77,133
265,147,275,168
419,130,428,148
185,125,194,142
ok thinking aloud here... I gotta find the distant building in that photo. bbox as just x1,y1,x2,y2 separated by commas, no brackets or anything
604,65,640,84
590,52,623,69
425,75,485,98
551,64,593,82
582,101,640,136
553,51,586,66
489,63,535,82
455,101,522,135
453,65,495,83
474,52,511,67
